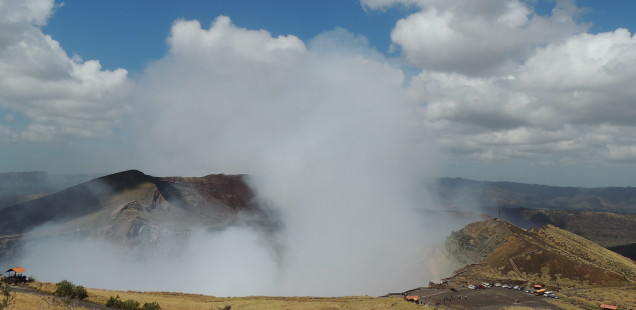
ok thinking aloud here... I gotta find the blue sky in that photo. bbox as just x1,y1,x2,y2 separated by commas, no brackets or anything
43,0,412,73
42,0,636,74
2,0,636,187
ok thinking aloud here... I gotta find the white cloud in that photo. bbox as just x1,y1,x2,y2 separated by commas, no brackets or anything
516,28,636,124
0,0,130,142
0,0,54,26
359,0,636,168
366,0,585,75
409,25,636,164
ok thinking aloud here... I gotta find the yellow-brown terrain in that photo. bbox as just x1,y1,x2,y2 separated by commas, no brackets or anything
441,219,636,309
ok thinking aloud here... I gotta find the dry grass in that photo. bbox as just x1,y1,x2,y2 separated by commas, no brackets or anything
30,281,57,293
86,292,424,310
26,282,425,310
11,291,93,310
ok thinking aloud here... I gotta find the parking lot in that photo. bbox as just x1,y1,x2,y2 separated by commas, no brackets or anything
404,285,563,309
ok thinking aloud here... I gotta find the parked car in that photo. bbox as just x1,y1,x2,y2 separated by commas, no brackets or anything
468,285,476,290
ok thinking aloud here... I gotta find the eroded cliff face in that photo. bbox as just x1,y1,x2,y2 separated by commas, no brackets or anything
443,219,513,267
430,219,514,278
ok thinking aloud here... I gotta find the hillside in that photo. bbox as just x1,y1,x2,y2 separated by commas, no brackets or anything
0,170,271,261
440,219,636,309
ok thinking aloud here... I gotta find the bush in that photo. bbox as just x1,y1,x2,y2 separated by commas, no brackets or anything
106,295,122,307
106,295,161,310
54,280,74,298
121,299,140,310
141,301,161,310
74,285,88,299
54,280,88,300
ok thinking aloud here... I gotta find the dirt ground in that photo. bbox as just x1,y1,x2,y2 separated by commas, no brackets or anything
404,287,563,309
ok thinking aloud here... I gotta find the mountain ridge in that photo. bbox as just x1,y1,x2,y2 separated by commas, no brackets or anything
0,170,269,262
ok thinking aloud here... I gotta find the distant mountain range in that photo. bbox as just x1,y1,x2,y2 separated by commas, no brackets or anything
432,177,636,213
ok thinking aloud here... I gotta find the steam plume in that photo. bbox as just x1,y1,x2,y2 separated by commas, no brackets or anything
14,17,468,296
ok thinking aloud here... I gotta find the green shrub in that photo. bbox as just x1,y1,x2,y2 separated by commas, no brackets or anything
106,295,161,310
75,285,88,299
54,280,74,298
141,301,161,310
121,299,140,310
106,295,122,308
54,280,88,300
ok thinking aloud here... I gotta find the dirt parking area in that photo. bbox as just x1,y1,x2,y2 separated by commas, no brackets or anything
405,287,563,309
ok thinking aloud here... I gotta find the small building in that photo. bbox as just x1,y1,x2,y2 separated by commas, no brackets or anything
600,304,618,310
5,267,25,277
4,267,27,283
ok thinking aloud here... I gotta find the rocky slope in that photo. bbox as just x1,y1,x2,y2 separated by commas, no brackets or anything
0,170,273,261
